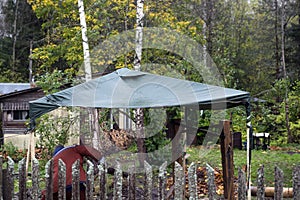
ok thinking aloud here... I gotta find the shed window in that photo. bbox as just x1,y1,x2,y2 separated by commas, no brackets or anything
9,110,29,121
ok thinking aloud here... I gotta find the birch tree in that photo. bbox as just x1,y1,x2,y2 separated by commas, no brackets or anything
134,0,146,166
78,0,101,149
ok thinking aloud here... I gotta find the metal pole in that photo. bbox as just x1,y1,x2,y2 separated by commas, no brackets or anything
245,102,252,200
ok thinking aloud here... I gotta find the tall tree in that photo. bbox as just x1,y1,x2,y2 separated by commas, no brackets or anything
134,0,146,166
281,0,292,142
0,0,42,82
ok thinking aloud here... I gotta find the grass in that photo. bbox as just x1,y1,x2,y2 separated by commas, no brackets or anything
186,145,300,187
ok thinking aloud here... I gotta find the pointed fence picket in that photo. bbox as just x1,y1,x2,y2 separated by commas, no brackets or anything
0,156,300,200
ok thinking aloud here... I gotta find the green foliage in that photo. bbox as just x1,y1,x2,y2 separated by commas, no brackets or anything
0,141,27,162
187,145,300,187
35,110,78,157
0,0,43,82
255,80,300,144
36,68,75,94
34,69,78,157
5,0,298,147
0,141,18,156
143,108,171,154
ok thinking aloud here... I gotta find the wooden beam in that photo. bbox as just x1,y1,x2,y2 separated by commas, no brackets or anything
251,186,293,198
220,120,234,199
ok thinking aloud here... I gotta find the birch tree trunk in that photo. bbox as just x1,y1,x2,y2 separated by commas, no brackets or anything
280,0,292,143
78,0,92,80
134,0,144,71
78,0,100,149
134,0,146,167
202,0,207,68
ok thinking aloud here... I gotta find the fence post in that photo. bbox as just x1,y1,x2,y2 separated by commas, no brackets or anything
18,158,27,200
158,161,167,200
293,165,300,200
206,163,217,200
274,166,283,200
58,159,66,200
113,161,122,200
31,158,40,200
174,161,184,200
86,160,95,200
6,157,15,200
257,165,265,200
45,159,53,200
0,156,2,200
128,164,136,200
144,161,153,200
98,161,106,200
238,168,246,200
188,162,197,200
219,120,234,200
72,159,80,200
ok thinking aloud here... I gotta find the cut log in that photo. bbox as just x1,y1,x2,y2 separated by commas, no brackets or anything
251,186,293,198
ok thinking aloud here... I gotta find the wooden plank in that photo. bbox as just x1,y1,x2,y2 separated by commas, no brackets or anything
128,164,136,200
0,156,3,200
113,161,122,200
251,187,293,198
26,132,31,173
2,157,15,200
274,166,283,200
158,161,167,200
30,132,35,170
293,165,300,200
72,159,80,200
174,161,184,200
144,161,153,200
238,168,246,200
98,162,106,200
45,159,53,200
18,158,27,200
206,163,217,200
219,120,234,199
58,159,66,200
86,160,95,200
257,165,265,200
188,162,197,200
31,158,40,200
7,157,14,200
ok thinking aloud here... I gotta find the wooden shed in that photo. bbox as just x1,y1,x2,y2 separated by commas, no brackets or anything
0,84,44,145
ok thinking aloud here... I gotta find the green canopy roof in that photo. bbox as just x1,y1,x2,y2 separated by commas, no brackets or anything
29,68,250,123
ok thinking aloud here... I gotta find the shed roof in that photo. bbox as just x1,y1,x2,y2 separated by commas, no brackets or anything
0,83,31,95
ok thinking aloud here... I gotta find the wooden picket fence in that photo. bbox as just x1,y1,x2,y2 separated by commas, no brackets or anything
0,156,300,200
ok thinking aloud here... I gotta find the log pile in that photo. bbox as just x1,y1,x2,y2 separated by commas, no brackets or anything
99,129,135,154
166,165,239,198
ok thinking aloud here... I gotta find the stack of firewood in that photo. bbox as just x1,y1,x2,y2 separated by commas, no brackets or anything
99,129,135,154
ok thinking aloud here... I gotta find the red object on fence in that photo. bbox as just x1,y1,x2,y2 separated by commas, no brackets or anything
42,145,102,200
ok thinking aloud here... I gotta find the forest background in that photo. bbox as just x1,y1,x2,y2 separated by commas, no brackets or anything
0,0,299,148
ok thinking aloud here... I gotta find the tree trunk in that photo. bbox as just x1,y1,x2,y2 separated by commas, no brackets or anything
12,0,19,71
134,0,146,167
275,0,281,80
29,40,33,84
78,0,100,149
134,0,144,71
78,0,92,80
281,0,292,143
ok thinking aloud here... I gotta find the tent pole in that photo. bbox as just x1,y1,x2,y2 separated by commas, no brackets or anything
245,102,252,200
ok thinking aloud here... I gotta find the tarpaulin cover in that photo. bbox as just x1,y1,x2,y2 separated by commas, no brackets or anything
29,68,250,123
